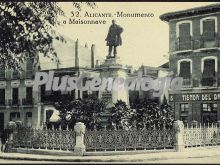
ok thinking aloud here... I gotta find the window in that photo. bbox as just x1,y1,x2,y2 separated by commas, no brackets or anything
201,17,217,40
0,89,5,105
201,57,217,86
176,21,192,50
26,58,33,70
180,103,189,112
178,59,192,86
12,88,19,105
10,112,20,121
180,103,189,123
0,71,5,79
200,17,217,48
26,57,33,78
12,70,19,79
202,103,217,123
203,19,215,40
202,103,217,112
26,87,33,104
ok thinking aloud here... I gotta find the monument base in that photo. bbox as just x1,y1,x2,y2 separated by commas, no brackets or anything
97,56,130,127
100,57,122,68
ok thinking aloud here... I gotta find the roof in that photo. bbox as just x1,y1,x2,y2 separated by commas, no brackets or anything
159,62,169,69
160,3,220,22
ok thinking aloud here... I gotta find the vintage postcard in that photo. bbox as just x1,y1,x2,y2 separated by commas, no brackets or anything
0,1,219,164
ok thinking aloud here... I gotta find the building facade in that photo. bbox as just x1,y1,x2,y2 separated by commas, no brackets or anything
160,3,220,124
0,36,101,131
129,65,169,105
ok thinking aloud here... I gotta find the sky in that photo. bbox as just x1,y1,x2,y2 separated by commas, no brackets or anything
55,2,217,69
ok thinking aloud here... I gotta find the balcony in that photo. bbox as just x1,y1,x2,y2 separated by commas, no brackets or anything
175,38,193,51
22,98,34,106
25,70,33,79
182,78,192,88
8,99,20,106
201,77,217,87
12,72,20,80
174,34,219,53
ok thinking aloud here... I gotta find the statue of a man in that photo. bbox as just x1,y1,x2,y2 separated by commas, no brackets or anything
105,20,123,58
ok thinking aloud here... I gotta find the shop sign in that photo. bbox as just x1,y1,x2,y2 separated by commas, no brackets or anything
169,93,220,102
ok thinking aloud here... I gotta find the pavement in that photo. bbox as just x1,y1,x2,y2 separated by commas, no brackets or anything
0,146,220,163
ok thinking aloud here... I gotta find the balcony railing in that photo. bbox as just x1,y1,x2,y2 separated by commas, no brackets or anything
0,71,6,80
175,38,193,51
8,99,20,106
0,70,34,80
12,72,20,80
25,70,33,79
201,77,217,87
182,78,192,88
174,34,219,52
22,98,34,106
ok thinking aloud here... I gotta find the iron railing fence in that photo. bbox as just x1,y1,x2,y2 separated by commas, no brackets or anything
183,123,220,148
12,126,76,151
84,125,175,152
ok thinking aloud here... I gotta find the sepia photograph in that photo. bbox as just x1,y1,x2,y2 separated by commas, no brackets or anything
0,1,220,164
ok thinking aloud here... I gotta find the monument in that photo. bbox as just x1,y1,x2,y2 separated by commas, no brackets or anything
98,20,129,125
105,19,123,59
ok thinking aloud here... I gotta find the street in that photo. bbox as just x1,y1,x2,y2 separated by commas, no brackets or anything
0,155,220,164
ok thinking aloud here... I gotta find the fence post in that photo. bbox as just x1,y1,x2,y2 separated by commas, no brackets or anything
5,121,17,153
174,120,185,152
74,122,86,156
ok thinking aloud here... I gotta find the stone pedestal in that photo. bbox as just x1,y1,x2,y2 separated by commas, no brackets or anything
98,57,129,108
96,57,129,127
174,120,185,152
74,122,86,156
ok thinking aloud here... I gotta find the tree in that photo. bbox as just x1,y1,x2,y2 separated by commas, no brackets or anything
0,2,95,70
53,95,106,130
109,100,136,130
110,99,174,130
130,100,174,129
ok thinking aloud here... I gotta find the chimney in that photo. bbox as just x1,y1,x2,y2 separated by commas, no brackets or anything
75,39,79,68
91,44,95,68
95,60,100,67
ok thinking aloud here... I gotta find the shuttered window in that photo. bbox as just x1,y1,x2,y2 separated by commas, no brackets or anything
26,87,33,102
201,59,216,86
12,88,19,105
179,61,191,79
203,19,215,40
0,89,5,105
179,23,191,50
26,57,33,70
179,23,191,40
